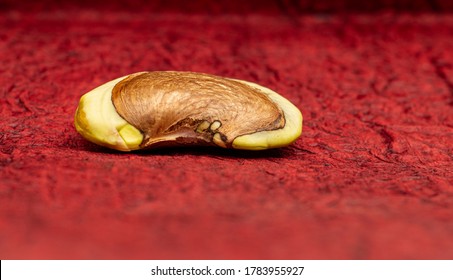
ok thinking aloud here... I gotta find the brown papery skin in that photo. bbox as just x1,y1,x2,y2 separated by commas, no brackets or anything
111,71,285,148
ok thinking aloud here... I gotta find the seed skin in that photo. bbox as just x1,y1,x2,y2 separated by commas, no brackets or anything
111,71,285,149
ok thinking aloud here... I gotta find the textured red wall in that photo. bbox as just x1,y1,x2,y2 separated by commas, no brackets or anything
1,0,452,259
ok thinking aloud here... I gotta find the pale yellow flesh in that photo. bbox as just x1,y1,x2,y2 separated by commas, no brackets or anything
231,80,303,150
74,76,143,151
74,72,302,151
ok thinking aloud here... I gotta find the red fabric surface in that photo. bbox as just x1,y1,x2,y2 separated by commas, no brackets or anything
1,1,453,259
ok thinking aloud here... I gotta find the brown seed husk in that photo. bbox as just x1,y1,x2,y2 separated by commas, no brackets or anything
111,71,285,148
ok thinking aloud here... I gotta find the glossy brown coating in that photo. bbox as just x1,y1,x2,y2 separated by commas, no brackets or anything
111,71,285,148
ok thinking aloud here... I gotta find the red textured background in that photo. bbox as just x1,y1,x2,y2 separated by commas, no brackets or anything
1,0,452,259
